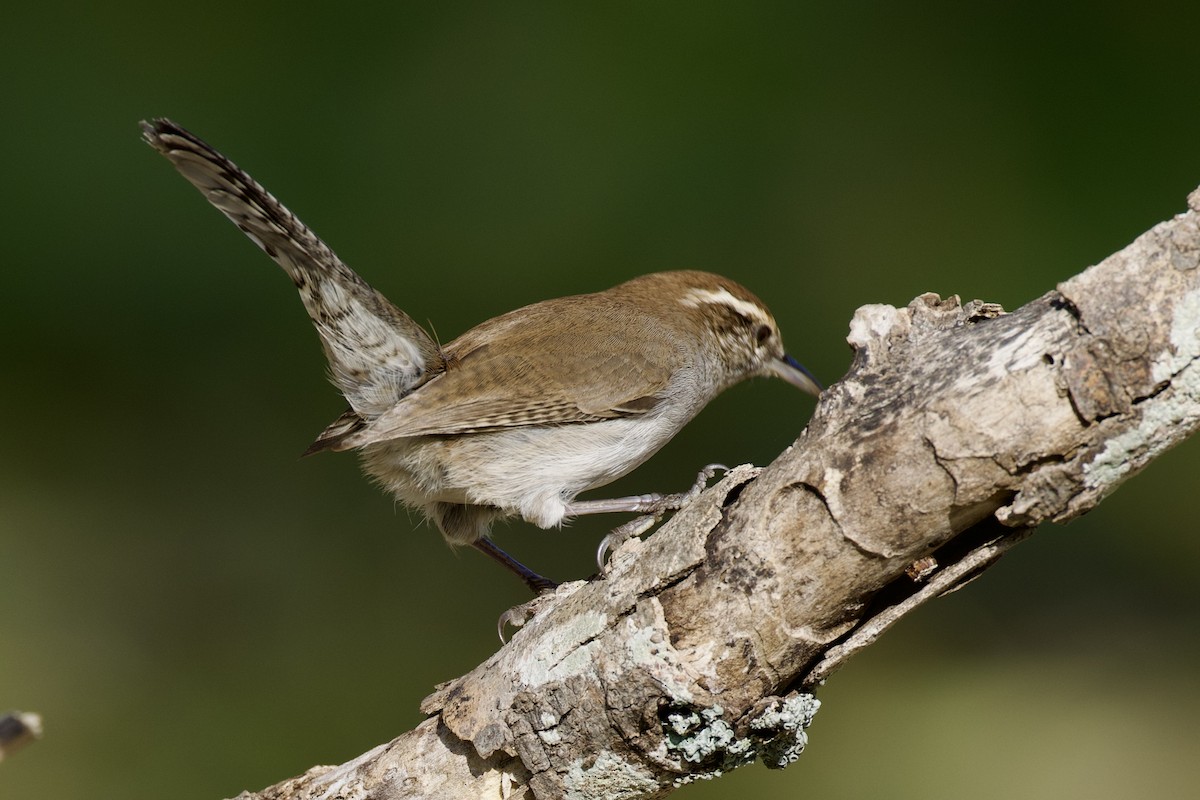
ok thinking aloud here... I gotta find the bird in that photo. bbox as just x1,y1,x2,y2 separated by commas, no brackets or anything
141,118,821,593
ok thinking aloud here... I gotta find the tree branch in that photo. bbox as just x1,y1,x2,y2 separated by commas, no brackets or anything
231,188,1200,800
0,711,42,762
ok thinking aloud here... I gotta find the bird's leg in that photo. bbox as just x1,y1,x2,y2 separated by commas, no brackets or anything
565,463,728,517
565,464,728,569
471,537,558,594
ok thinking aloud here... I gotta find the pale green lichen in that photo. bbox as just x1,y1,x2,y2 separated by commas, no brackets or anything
666,706,746,763
664,694,820,784
1085,372,1200,490
1085,286,1200,493
512,609,607,687
1153,285,1200,384
563,750,659,800
622,614,696,704
665,705,754,786
750,694,822,768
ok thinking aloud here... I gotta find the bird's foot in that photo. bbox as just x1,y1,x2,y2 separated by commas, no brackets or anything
671,462,729,510
593,463,728,569
595,514,660,571
497,581,586,643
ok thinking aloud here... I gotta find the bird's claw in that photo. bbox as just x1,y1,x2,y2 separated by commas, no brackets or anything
595,464,729,570
496,581,585,643
596,514,659,571
497,599,542,643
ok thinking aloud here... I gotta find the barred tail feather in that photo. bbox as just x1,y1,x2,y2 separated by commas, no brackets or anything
141,118,441,419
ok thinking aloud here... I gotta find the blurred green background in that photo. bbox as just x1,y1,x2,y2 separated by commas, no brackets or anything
3,2,1199,798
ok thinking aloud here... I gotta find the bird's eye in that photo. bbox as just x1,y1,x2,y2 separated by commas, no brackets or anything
756,325,772,344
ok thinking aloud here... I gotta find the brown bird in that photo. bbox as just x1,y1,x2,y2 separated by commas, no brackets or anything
142,118,821,592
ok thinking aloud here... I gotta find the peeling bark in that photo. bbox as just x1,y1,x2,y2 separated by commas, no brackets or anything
230,189,1200,800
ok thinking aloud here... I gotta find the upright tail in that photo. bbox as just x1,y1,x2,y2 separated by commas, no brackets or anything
141,118,442,419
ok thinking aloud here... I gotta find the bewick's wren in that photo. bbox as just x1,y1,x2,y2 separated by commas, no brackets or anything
142,119,821,592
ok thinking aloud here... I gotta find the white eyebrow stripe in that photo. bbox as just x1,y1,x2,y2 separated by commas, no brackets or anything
680,287,767,322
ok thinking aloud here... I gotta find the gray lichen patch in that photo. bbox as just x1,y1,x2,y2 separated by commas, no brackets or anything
661,694,820,785
664,706,750,766
1080,288,1200,499
511,608,608,688
663,706,754,786
562,751,659,800
749,693,822,768
1156,285,1200,383
1084,357,1200,495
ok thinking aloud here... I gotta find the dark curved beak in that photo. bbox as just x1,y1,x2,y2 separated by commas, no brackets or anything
769,354,823,397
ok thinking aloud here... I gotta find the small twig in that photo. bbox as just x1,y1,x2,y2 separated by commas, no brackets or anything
0,711,43,761
802,526,1036,688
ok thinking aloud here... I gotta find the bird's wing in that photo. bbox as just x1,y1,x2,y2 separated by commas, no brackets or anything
142,118,442,418
324,299,687,450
